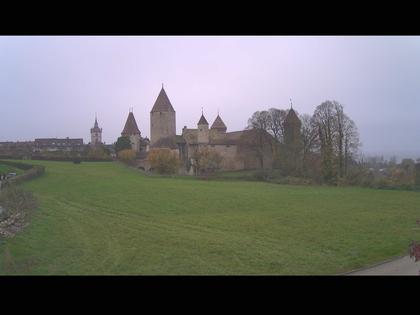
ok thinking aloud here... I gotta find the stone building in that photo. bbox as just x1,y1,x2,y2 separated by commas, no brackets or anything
146,87,274,173
150,86,176,146
121,110,149,154
282,105,303,175
34,138,84,152
90,115,103,145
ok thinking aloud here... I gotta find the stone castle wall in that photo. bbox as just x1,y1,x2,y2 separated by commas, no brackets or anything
211,144,244,170
150,111,176,145
129,134,141,152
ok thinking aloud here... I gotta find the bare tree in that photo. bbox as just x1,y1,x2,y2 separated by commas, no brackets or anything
300,113,318,174
238,129,275,169
247,111,271,131
343,115,360,175
312,101,337,181
267,108,288,143
312,100,360,181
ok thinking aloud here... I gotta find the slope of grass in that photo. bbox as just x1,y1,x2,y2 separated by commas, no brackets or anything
0,164,23,175
0,160,419,275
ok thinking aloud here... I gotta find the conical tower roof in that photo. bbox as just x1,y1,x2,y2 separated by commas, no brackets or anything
121,112,141,136
198,114,209,125
210,114,227,131
151,87,175,113
284,107,301,125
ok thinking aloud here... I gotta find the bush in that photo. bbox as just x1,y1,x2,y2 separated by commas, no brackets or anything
118,149,136,164
115,136,132,153
0,161,45,185
86,146,110,160
0,185,37,238
0,160,33,170
191,148,223,175
73,158,82,164
148,148,180,175
253,170,272,181
416,163,420,186
0,185,37,217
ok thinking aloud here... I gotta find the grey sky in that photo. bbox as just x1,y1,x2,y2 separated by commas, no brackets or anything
1,36,419,159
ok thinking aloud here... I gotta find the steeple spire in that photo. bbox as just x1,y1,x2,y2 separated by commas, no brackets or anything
290,98,293,109
94,113,99,128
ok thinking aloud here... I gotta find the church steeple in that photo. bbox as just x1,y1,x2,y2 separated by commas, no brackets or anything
94,113,99,129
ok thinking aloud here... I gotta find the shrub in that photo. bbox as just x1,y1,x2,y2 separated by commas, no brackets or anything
118,149,136,164
115,136,132,153
0,185,37,238
416,163,420,186
73,158,81,164
0,185,37,216
148,148,180,175
0,161,45,185
0,160,33,170
191,148,223,175
86,146,110,160
253,170,272,181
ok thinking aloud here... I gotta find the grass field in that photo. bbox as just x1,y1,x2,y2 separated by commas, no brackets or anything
1,160,419,275
0,164,23,176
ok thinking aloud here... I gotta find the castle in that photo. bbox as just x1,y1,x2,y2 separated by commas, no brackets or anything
118,86,276,174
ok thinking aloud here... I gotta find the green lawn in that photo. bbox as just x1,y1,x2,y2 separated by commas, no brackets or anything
0,164,23,175
1,160,419,275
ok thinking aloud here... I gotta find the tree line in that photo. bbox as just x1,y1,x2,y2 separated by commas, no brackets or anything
246,100,360,184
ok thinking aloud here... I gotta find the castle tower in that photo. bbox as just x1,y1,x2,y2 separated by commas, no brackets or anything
283,101,303,175
283,103,302,147
197,112,209,144
210,114,227,133
150,85,176,145
90,115,102,145
121,109,141,152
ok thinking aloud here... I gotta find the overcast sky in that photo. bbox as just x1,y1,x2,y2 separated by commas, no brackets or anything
1,36,419,159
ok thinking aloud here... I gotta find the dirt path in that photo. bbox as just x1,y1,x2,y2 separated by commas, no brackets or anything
347,256,419,275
